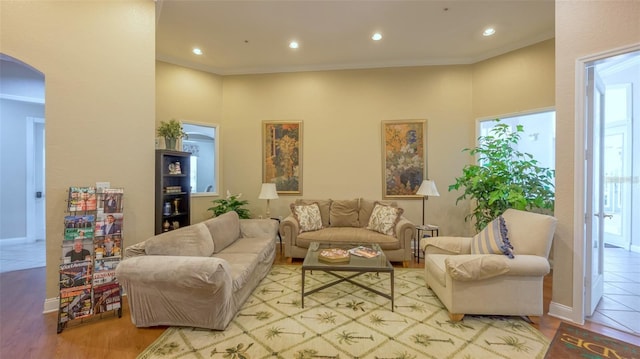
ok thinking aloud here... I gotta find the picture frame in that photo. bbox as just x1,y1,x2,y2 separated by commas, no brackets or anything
381,120,427,199
262,121,303,194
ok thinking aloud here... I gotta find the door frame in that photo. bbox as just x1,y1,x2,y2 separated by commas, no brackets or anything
572,42,640,324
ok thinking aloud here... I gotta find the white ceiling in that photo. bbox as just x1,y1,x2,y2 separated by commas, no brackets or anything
156,0,555,75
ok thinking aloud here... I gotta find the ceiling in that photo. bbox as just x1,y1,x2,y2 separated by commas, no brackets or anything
155,0,555,76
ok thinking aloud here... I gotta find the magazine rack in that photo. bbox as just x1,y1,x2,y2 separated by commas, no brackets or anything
57,186,124,333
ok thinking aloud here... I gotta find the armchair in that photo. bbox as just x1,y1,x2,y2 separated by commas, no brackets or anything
420,208,557,323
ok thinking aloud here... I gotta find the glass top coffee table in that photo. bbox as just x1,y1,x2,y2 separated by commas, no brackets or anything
301,242,394,311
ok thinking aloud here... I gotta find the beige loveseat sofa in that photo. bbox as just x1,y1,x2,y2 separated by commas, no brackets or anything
280,198,415,267
420,208,557,322
116,211,278,330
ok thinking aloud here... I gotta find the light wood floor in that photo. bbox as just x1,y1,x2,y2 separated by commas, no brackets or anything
1,252,638,359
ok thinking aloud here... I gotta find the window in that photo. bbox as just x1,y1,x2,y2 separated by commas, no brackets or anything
181,122,219,196
478,109,556,178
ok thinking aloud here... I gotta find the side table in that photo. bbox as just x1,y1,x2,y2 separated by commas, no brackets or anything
271,217,283,253
415,224,439,263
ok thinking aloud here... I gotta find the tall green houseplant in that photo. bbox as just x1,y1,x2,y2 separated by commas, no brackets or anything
449,121,555,231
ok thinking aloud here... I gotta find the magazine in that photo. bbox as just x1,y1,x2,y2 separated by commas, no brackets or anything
102,188,124,214
95,212,123,237
59,260,92,289
68,187,97,212
59,285,92,321
93,283,121,314
64,215,95,241
94,236,122,259
348,246,381,258
62,238,93,263
93,265,117,286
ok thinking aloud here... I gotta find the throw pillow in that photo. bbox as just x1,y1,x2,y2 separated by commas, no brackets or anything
329,199,360,227
470,215,515,258
290,203,323,233
366,202,403,236
295,199,332,228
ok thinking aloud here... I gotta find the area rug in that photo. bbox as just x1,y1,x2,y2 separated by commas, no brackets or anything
138,265,549,359
544,321,640,359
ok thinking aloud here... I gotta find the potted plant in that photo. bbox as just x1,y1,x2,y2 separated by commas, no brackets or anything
208,190,251,219
157,119,187,150
449,121,555,231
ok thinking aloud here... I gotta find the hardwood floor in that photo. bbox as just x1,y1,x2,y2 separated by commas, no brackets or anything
1,252,638,359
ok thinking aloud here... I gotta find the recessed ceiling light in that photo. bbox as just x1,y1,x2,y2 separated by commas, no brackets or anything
192,48,203,55
289,41,299,49
372,33,382,41
483,28,496,37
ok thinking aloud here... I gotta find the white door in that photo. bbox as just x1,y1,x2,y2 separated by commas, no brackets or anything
26,117,46,241
584,66,606,316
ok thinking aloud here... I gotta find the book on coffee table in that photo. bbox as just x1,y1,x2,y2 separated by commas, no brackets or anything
318,248,350,263
349,246,380,258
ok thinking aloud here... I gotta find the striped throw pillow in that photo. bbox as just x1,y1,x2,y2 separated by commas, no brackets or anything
470,216,514,258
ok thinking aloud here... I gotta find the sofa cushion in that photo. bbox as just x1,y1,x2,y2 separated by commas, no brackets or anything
295,199,332,228
291,202,323,233
144,223,214,257
470,216,514,258
359,198,397,228
329,199,360,227
366,202,403,236
203,211,241,254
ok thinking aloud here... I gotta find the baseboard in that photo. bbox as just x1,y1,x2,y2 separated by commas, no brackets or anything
43,297,59,313
548,300,582,325
43,293,127,314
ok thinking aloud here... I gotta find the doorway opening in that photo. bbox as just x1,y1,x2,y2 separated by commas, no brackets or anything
582,47,640,334
0,54,46,273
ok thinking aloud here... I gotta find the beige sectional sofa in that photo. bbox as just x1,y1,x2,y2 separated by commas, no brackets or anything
279,198,415,266
116,211,278,330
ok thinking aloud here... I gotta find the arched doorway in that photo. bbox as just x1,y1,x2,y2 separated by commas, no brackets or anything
0,54,46,272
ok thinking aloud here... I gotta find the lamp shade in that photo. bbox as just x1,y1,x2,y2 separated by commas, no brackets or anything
258,183,279,200
416,180,440,197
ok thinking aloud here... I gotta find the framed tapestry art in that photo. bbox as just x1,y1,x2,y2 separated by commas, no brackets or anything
262,121,303,194
382,120,427,199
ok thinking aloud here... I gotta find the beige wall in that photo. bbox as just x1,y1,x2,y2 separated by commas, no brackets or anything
0,1,156,300
220,67,474,234
554,1,640,317
472,39,555,119
156,61,224,222
154,40,553,237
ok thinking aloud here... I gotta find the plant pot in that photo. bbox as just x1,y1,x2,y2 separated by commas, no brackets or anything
165,137,176,150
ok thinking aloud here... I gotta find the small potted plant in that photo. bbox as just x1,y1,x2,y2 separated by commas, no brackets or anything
157,119,187,150
208,191,251,219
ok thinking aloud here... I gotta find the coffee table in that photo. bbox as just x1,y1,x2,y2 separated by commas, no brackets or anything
301,242,394,311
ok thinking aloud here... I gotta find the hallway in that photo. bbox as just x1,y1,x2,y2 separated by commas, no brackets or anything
588,246,640,334
0,238,45,273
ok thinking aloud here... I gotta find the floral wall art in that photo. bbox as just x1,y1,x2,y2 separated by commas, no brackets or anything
382,120,427,198
262,121,303,194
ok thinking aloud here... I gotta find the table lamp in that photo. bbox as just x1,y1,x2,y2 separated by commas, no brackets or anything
258,183,279,218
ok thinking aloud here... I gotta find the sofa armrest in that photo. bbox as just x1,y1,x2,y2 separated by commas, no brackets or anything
421,236,472,255
123,240,147,259
240,218,278,240
394,217,414,249
280,215,299,257
444,254,550,281
116,255,232,291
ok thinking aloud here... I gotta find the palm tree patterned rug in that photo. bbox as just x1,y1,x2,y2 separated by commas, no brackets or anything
137,265,549,359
